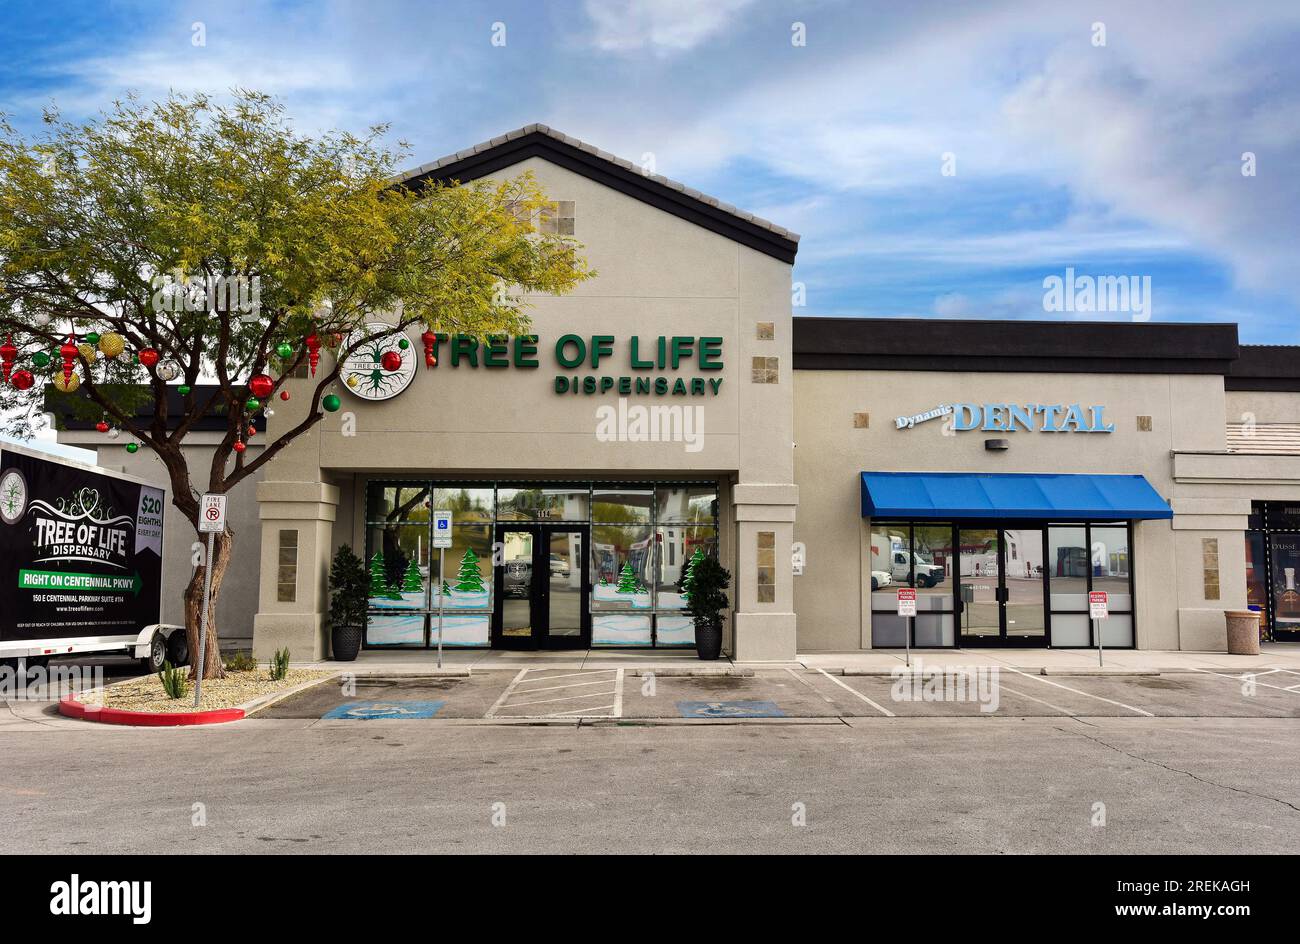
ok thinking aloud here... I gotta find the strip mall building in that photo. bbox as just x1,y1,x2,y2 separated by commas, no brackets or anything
58,127,1300,660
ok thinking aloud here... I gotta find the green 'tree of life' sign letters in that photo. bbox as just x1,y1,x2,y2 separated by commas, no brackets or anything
425,333,725,397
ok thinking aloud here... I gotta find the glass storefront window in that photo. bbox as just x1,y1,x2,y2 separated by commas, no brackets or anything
656,485,717,525
656,525,717,609
592,488,652,524
432,486,494,521
869,524,909,615
1047,526,1088,609
1245,532,1268,632
590,523,653,609
497,486,588,521
432,523,493,611
1091,524,1132,609
366,484,432,523
1270,534,1300,632
912,525,954,608
365,523,429,609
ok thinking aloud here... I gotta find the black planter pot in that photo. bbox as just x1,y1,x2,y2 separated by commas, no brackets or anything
331,623,363,661
695,617,723,660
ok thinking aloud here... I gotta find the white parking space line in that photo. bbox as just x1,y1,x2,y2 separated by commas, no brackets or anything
1190,667,1300,695
484,668,529,719
816,669,896,717
998,683,1077,716
1006,668,1153,716
490,668,619,718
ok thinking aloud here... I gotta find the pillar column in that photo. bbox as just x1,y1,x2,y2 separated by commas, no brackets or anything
730,483,799,661
251,480,340,660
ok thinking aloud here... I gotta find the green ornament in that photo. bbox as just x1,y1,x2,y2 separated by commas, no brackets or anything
245,397,261,411
178,384,191,396
322,393,341,413
275,342,294,359
125,442,139,454
32,352,50,369
398,338,410,350
85,332,100,344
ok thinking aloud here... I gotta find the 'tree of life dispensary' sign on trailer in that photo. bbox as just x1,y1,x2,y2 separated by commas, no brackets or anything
0,449,164,642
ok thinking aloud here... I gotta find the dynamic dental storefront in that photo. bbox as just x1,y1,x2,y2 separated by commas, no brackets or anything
55,127,1300,658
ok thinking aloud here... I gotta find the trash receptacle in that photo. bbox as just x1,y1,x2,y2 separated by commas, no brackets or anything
1225,610,1261,655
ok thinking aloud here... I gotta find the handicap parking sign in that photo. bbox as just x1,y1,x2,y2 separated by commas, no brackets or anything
322,700,445,720
676,700,786,719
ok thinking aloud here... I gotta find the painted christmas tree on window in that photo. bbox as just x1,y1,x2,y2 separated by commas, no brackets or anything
454,548,486,592
369,552,402,600
680,547,707,601
615,561,641,594
401,558,423,593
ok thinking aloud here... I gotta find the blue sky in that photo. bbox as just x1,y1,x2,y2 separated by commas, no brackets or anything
2,0,1298,340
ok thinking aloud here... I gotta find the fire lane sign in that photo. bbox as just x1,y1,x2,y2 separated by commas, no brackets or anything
199,494,227,533
897,587,917,617
1089,590,1109,620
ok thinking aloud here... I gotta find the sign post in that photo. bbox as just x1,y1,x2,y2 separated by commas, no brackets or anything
897,587,917,668
433,510,453,668
195,494,227,707
1089,590,1109,667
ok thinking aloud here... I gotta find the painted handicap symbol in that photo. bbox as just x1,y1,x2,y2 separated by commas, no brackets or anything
676,700,786,719
322,700,445,720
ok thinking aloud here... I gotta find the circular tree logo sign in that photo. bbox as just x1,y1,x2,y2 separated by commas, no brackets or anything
0,468,28,525
339,323,417,401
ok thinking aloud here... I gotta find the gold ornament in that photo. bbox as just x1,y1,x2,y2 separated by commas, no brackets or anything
52,372,80,393
346,375,358,388
98,332,125,358
77,343,97,363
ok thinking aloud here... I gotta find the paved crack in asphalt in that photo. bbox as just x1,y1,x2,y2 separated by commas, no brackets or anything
1055,721,1300,814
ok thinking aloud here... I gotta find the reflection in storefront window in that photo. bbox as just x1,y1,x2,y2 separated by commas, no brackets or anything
1245,532,1268,633
591,523,654,610
656,525,717,609
497,487,588,521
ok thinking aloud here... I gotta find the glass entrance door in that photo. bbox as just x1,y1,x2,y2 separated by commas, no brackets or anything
958,526,1049,646
1002,527,1047,645
958,528,1001,643
492,524,589,649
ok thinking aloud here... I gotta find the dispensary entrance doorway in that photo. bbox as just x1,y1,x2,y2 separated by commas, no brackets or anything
492,524,590,649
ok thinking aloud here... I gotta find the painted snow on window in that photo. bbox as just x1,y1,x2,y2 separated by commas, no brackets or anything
430,614,489,647
655,615,695,647
367,611,424,646
592,613,652,646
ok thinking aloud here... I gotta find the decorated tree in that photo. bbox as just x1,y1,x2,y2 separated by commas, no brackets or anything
616,561,641,594
401,558,423,593
369,553,390,597
680,547,707,601
0,92,590,679
454,548,485,593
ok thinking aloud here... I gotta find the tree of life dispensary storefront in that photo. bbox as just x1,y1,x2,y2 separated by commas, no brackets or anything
363,482,718,649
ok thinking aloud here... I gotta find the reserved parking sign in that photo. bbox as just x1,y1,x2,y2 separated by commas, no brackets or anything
1089,591,1109,619
897,587,917,617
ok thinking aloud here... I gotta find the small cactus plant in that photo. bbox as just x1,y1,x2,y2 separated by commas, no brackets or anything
158,661,189,699
268,646,290,682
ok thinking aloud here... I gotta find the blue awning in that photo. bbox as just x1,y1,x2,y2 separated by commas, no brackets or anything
860,472,1173,521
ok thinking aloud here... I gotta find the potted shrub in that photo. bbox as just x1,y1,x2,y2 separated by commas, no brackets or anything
329,544,368,661
686,554,731,660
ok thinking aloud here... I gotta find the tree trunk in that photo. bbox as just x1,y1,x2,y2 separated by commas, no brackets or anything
183,529,232,681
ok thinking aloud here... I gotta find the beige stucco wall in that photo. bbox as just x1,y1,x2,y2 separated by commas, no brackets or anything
254,156,798,660
793,368,1253,651
1225,389,1300,424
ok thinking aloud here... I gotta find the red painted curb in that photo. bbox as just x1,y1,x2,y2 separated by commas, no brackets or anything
58,694,244,726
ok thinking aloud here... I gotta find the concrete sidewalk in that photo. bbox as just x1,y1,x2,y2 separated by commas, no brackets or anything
294,642,1300,675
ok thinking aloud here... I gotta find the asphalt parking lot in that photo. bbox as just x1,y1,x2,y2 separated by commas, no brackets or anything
255,665,1300,721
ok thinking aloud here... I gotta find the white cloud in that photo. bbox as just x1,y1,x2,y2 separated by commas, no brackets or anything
583,0,757,54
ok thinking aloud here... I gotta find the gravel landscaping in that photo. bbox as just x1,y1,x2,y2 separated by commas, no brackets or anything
78,669,334,714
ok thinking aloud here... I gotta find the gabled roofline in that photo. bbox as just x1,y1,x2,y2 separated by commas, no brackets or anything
395,124,800,264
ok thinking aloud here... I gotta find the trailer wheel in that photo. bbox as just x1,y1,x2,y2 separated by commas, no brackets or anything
166,629,190,667
142,632,169,674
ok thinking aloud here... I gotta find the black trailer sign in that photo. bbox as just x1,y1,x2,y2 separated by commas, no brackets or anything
0,448,164,642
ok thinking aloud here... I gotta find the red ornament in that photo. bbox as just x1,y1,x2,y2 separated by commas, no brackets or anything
60,336,78,383
248,373,274,399
380,350,402,372
233,439,246,453
247,425,256,438
0,335,16,384
10,369,34,391
95,420,109,433
421,330,437,369
279,390,290,401
137,347,160,368
304,332,321,377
